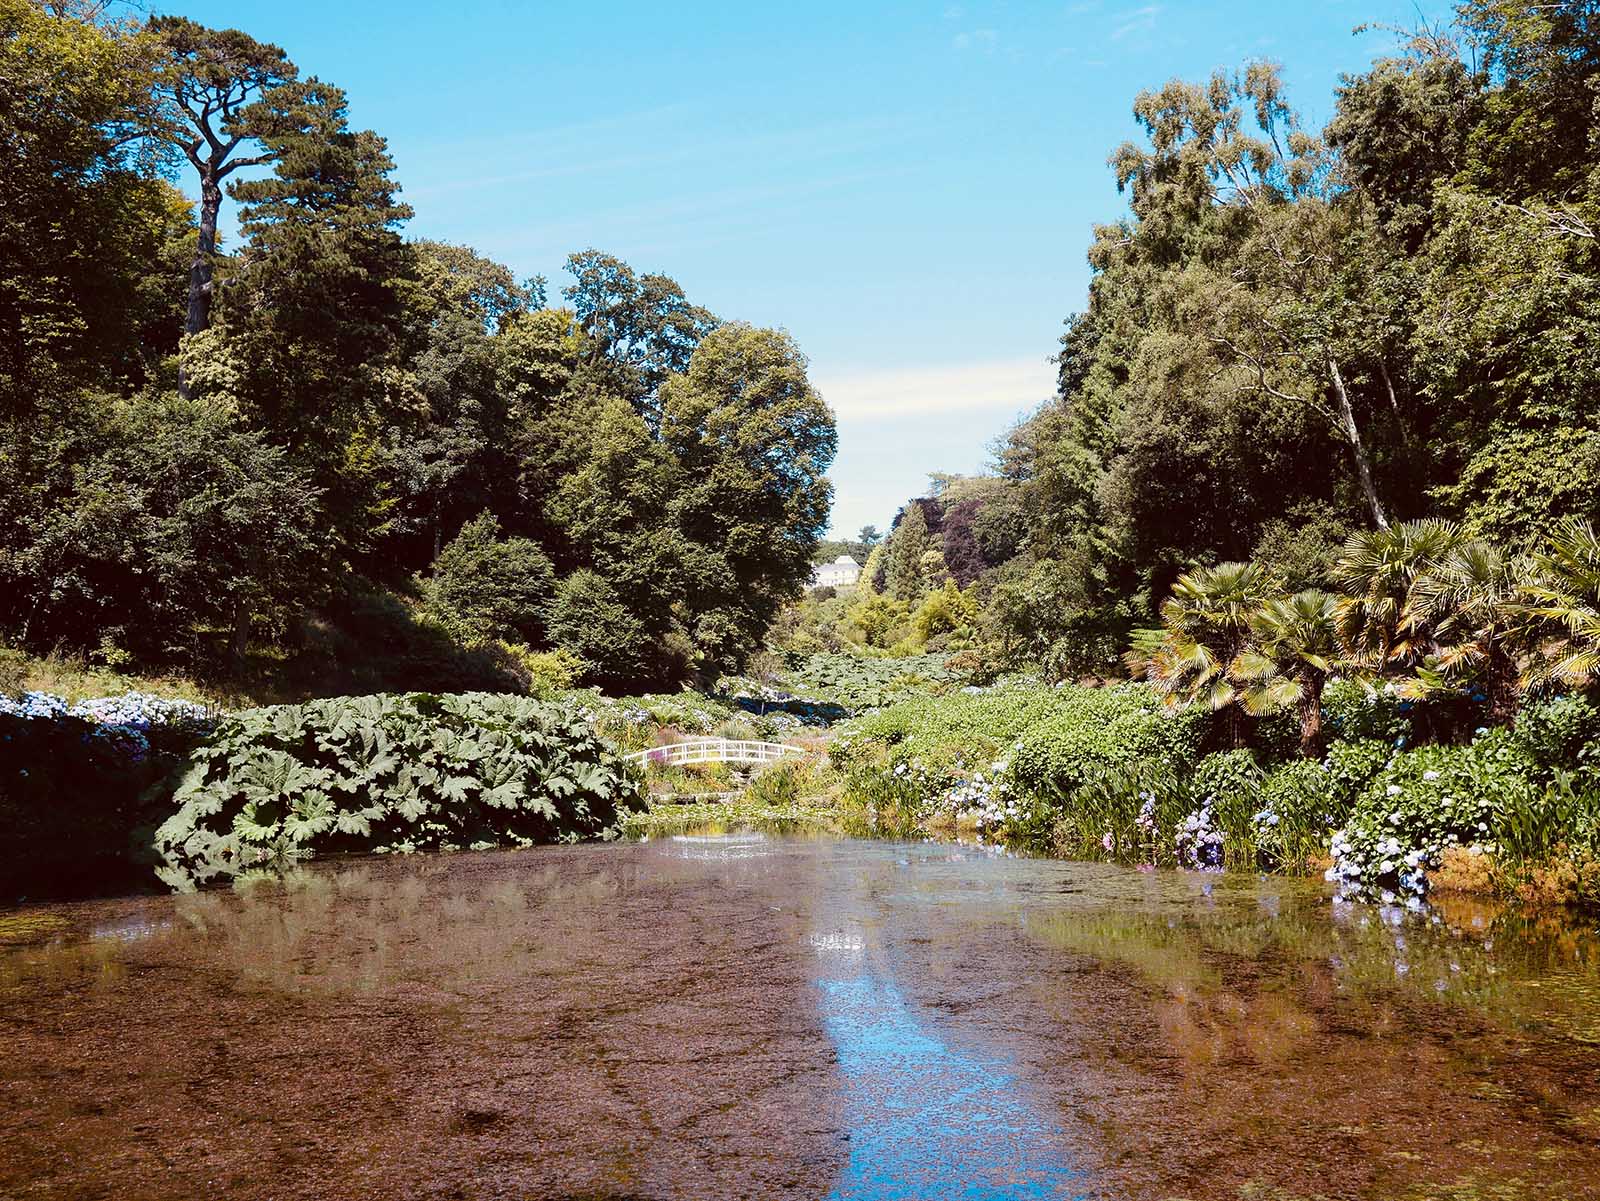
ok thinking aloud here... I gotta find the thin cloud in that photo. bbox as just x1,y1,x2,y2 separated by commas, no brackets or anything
816,358,1057,422
952,27,999,52
1110,4,1162,41
406,111,919,200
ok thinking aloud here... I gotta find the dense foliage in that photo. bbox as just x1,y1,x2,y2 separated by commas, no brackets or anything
0,2,834,693
1,691,214,900
717,652,965,720
153,692,642,889
781,4,1600,698
834,679,1600,906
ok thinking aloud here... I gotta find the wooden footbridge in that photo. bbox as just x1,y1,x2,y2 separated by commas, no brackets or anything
624,738,808,769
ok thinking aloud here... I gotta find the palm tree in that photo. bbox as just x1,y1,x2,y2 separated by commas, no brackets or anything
1126,561,1274,746
1403,538,1531,724
1333,519,1464,673
1520,516,1600,692
1231,589,1342,757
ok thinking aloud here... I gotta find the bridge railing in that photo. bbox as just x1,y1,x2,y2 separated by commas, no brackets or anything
624,738,808,768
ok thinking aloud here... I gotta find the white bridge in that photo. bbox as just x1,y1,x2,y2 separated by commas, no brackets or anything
624,738,807,768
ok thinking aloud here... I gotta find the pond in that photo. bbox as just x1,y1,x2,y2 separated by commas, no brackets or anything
2,833,1599,1200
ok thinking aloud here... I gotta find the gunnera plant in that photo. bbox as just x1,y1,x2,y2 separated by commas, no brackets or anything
153,692,643,890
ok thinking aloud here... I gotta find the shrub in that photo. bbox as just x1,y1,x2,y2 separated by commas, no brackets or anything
832,683,1205,850
0,692,214,901
506,646,584,697
1191,749,1263,808
910,580,976,645
1256,759,1338,873
719,651,963,719
303,583,527,695
1188,750,1265,865
832,686,1058,781
827,685,1062,836
153,692,643,889
1010,684,1207,800
1512,693,1600,775
1495,770,1600,866
422,513,554,645
743,758,833,808
1050,759,1188,863
1328,731,1537,901
1323,739,1392,820
1320,678,1409,745
547,570,657,688
570,690,739,752
0,648,27,697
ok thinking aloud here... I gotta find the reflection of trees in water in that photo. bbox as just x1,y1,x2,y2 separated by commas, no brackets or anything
1025,893,1600,1197
166,858,641,997
153,843,818,998
0,936,125,993
1026,890,1600,1043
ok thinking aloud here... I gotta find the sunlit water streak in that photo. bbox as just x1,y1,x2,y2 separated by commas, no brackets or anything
812,920,1090,1201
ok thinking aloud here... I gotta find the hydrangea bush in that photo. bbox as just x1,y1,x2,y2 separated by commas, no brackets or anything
1009,685,1207,800
829,685,1061,835
1326,731,1536,901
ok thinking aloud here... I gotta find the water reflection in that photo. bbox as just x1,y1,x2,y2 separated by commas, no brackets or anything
667,831,778,861
2,838,1599,1200
811,912,1087,1200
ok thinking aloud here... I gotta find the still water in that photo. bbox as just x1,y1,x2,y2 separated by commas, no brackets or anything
2,834,1598,1200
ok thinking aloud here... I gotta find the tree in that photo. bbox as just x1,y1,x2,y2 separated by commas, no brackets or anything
1403,538,1530,723
1326,26,1480,248
885,501,933,601
661,323,837,673
1410,187,1600,545
858,524,882,548
563,250,717,427
1127,561,1275,745
911,579,976,646
1232,589,1342,756
1521,517,1600,692
0,1,184,405
1457,0,1600,202
1112,66,1394,529
548,395,685,619
0,392,322,666
146,16,298,347
423,512,554,646
218,79,414,554
386,242,536,565
1333,519,1463,674
983,552,1130,681
546,569,657,689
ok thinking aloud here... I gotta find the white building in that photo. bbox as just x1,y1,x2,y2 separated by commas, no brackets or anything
811,554,862,590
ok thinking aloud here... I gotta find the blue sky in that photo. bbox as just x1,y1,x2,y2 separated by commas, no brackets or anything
166,0,1451,537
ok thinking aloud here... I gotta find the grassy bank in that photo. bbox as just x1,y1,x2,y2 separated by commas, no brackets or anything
831,681,1600,910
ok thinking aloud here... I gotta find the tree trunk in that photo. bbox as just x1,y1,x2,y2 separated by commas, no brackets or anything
178,172,222,399
1297,672,1326,758
1378,361,1410,447
1487,642,1521,726
1225,703,1248,750
1328,358,1389,530
230,599,250,668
